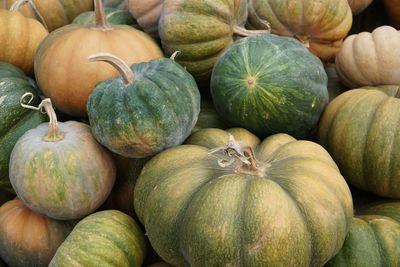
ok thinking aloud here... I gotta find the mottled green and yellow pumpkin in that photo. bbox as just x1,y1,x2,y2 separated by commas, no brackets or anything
87,53,200,158
34,0,163,117
318,85,400,198
49,210,147,267
73,7,140,28
9,97,116,220
128,0,163,37
134,128,353,267
0,199,74,267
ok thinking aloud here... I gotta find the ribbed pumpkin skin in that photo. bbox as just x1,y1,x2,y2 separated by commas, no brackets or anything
318,86,400,198
159,0,247,83
0,199,74,267
73,7,140,28
0,63,47,192
128,0,164,37
0,9,48,75
87,58,200,158
248,0,352,61
34,23,163,117
49,210,147,267
335,26,400,88
348,0,373,14
9,121,116,220
0,0,93,31
134,128,353,267
211,35,328,139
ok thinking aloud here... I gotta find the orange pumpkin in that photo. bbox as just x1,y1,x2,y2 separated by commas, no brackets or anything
128,0,164,37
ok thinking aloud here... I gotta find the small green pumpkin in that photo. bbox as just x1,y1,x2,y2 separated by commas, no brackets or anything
73,7,141,28
87,53,200,158
49,210,147,267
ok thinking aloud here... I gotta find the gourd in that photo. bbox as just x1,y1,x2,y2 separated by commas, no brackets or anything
128,0,164,37
73,7,140,28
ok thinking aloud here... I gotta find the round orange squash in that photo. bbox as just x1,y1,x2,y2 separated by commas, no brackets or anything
128,0,164,38
34,0,163,117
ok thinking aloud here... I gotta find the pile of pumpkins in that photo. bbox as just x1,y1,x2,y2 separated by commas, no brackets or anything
1,0,400,266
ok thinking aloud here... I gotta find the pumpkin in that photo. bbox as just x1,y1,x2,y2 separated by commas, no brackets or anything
73,7,140,28
103,0,127,9
211,34,328,139
0,62,47,192
247,0,353,62
382,0,400,29
318,85,400,198
134,128,353,267
49,210,147,267
348,0,373,14
335,26,400,88
9,96,116,220
159,0,270,85
128,0,163,38
34,0,163,117
0,0,93,32
0,199,74,267
0,0,48,75
87,53,200,158
327,201,400,266
191,99,228,133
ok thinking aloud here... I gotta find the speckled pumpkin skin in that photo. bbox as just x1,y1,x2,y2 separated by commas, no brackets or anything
49,210,147,267
9,121,116,220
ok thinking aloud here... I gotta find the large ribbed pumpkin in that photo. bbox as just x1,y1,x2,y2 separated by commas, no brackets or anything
9,97,116,220
49,210,147,267
0,62,47,192
318,86,400,198
335,26,400,88
0,199,75,267
128,0,164,37
34,0,163,117
134,128,353,267
247,0,353,61
87,53,200,158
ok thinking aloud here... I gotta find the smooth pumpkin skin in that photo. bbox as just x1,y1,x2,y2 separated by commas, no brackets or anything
0,62,47,192
128,0,164,37
134,128,353,267
49,210,147,267
335,26,400,88
382,0,400,29
247,0,352,62
34,1,163,117
73,7,141,28
0,0,93,32
211,34,328,139
0,9,48,75
159,0,248,83
9,121,116,220
348,0,373,14
0,199,75,267
87,57,200,158
318,86,400,198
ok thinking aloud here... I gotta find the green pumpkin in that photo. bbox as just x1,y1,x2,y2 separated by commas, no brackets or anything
73,7,141,29
191,99,228,133
327,201,400,266
49,210,146,267
211,34,328,138
134,128,353,267
0,62,47,192
318,85,400,198
87,53,200,158
103,0,127,9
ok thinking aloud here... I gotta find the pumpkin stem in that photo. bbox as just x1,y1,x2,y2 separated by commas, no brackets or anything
94,0,112,29
88,53,134,84
20,93,64,142
295,34,310,48
170,51,181,61
233,20,271,37
10,0,48,31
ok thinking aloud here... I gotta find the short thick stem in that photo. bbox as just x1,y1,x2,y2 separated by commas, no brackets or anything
10,0,48,31
94,0,111,29
88,53,135,84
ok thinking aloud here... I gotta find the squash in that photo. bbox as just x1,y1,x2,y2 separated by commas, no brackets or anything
134,128,353,267
73,7,140,28
382,0,400,29
0,0,48,75
0,0,93,32
348,0,373,14
335,26,400,88
87,53,200,158
9,96,116,220
318,85,400,198
49,210,147,267
103,0,127,9
34,0,163,117
0,62,47,192
211,34,329,139
128,0,163,38
0,199,74,267
247,0,353,62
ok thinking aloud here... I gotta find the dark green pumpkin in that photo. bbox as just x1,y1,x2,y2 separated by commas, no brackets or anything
318,85,400,198
0,62,47,192
211,34,329,139
49,210,146,267
134,128,353,267
73,7,141,29
87,53,200,158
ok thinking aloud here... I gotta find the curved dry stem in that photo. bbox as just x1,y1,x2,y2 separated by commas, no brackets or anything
170,51,181,61
94,0,112,29
10,0,48,31
295,34,310,48
233,25,271,37
88,53,134,84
